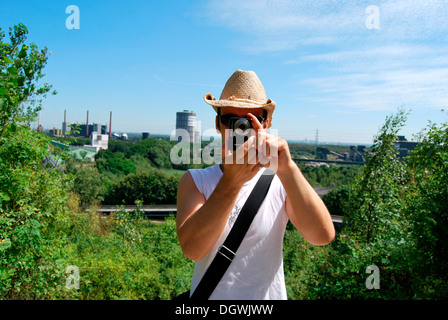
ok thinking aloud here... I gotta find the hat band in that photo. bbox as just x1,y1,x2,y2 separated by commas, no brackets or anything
225,95,267,105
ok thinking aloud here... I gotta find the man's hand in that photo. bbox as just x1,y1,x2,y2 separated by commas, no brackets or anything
249,113,293,174
221,132,262,187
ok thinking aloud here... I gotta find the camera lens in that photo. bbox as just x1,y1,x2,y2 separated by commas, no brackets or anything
233,118,251,131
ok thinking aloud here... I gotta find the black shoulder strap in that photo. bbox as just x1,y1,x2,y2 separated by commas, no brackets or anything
190,169,275,300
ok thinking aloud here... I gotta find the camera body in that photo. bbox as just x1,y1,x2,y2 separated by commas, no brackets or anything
228,117,253,150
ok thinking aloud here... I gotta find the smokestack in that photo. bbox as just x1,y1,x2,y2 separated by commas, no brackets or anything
37,111,42,132
86,110,89,137
109,111,112,138
62,109,67,136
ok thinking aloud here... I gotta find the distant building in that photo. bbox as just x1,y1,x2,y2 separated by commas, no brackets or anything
48,128,62,137
395,136,418,158
93,123,107,135
60,110,110,137
348,145,366,162
69,146,97,162
142,132,150,140
50,140,70,151
91,132,109,150
77,123,107,137
328,145,366,163
60,131,109,161
175,110,200,143
112,132,128,140
316,147,329,160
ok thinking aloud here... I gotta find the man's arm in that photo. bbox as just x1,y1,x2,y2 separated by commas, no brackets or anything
250,114,335,246
278,160,335,246
176,171,242,261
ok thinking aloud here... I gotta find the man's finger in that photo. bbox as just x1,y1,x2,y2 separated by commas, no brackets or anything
235,135,256,164
247,113,264,132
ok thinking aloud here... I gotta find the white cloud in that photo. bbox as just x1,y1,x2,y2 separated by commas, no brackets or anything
203,0,365,52
201,0,448,113
204,0,448,49
299,64,448,112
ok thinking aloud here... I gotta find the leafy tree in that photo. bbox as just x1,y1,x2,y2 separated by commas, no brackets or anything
406,117,448,296
321,184,350,217
128,138,175,169
108,139,130,154
146,141,174,169
72,166,107,209
95,149,136,175
300,165,362,188
104,169,180,205
0,23,75,299
343,109,410,244
287,110,419,299
0,23,55,138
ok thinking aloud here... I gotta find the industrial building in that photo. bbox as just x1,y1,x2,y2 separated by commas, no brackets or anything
395,136,419,158
77,123,107,137
317,145,366,163
62,110,109,138
175,110,200,143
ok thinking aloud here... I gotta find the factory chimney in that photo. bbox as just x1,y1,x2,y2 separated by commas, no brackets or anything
37,111,42,132
62,110,67,135
109,111,112,138
86,110,89,137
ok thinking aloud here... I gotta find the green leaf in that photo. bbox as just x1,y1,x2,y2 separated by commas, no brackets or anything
0,192,10,201
8,123,17,133
7,66,18,75
0,238,12,251
18,46,27,58
17,76,25,86
3,56,13,64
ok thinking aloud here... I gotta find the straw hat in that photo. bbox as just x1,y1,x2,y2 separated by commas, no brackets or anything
204,69,276,127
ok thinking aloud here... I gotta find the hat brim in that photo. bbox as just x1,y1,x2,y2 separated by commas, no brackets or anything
204,93,276,127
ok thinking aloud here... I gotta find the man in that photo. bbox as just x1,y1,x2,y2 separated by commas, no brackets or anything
176,69,335,300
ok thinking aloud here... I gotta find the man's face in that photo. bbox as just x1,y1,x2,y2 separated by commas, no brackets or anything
215,107,268,138
216,106,277,168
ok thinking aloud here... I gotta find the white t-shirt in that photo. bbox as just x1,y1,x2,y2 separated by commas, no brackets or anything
188,164,289,300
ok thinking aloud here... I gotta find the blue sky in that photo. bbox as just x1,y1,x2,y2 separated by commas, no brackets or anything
1,0,447,144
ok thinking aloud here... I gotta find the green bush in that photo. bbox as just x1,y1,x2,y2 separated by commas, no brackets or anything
62,198,193,300
0,23,75,299
71,166,107,209
103,169,180,205
0,127,76,299
321,184,350,217
284,110,448,300
405,118,448,297
300,165,362,188
95,150,136,176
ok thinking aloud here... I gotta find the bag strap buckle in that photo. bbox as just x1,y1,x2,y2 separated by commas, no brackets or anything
218,245,236,262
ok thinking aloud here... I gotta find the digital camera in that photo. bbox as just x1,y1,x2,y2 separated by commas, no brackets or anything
228,117,253,151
